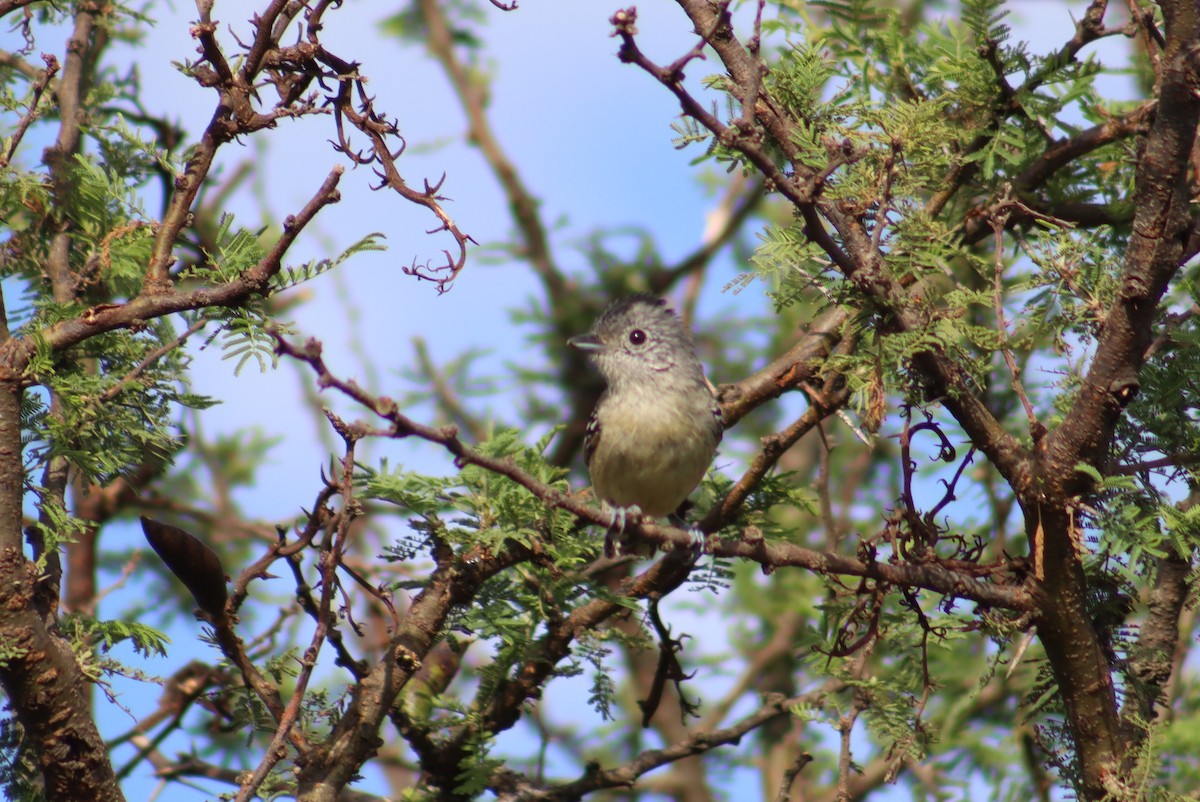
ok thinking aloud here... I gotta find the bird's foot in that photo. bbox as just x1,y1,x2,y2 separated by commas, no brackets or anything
668,511,707,553
607,504,642,533
603,504,642,558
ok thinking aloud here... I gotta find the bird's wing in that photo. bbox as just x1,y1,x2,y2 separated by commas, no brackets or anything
710,400,725,445
583,410,602,470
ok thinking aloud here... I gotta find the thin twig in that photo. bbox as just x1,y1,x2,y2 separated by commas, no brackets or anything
990,209,1039,430
0,52,59,168
98,318,208,402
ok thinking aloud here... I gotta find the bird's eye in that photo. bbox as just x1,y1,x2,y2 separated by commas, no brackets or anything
629,329,647,345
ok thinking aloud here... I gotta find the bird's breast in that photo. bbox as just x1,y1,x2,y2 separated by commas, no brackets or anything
589,395,719,517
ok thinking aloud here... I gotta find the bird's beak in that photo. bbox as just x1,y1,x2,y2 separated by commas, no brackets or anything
568,333,605,353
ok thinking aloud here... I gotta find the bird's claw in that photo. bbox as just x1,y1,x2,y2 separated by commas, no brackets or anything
603,504,642,557
607,504,642,533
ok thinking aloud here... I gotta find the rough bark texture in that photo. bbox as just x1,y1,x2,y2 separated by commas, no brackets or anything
1028,2,1200,796
0,384,124,802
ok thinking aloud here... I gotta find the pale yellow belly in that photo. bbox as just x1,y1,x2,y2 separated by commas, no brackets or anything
590,402,716,517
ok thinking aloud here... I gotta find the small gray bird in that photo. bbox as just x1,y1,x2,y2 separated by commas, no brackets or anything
569,295,723,551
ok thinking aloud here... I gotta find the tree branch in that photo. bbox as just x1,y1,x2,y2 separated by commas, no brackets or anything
272,332,1037,612
490,688,834,802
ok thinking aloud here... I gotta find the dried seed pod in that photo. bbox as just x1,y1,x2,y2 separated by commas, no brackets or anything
141,516,228,621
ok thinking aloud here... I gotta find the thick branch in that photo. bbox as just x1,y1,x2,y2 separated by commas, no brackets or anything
1121,491,1197,733
718,306,849,429
0,383,122,802
1050,37,1200,474
1030,4,1200,798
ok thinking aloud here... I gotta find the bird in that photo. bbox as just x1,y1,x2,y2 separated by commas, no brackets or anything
568,294,723,554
